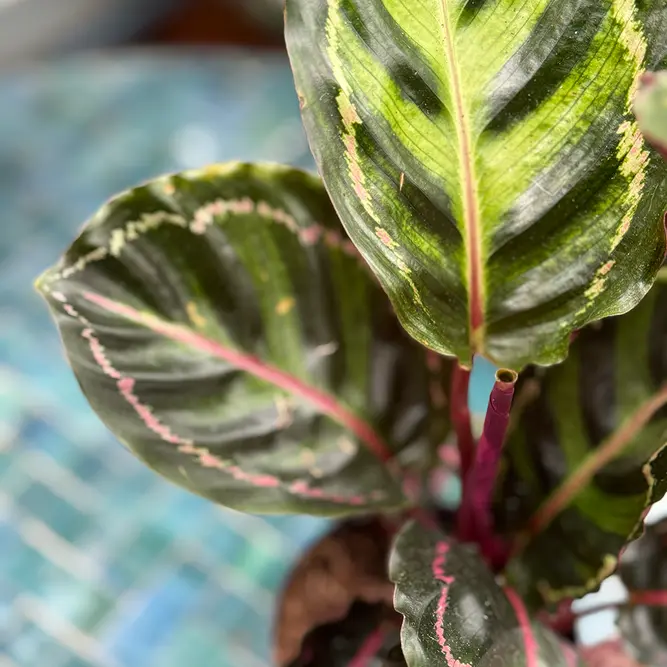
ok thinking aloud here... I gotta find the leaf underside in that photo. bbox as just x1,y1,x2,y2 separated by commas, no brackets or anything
37,163,450,516
286,0,667,369
496,281,667,605
389,520,577,666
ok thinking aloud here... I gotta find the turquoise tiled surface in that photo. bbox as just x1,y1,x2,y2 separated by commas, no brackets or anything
0,51,498,667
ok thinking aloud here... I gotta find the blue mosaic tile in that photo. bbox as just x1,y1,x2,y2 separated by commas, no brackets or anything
16,483,95,543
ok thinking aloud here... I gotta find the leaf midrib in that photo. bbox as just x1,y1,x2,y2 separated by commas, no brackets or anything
437,0,484,353
81,290,394,463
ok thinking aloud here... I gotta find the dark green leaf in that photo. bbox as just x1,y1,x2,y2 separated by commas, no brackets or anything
636,71,667,160
36,163,450,515
496,282,667,605
618,519,667,665
286,0,667,369
389,520,576,666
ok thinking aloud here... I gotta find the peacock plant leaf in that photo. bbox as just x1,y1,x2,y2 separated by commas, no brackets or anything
389,520,582,666
495,281,667,606
285,0,667,369
36,163,451,516
635,71,667,160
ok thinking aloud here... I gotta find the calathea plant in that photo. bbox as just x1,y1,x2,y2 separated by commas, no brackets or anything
36,1,667,665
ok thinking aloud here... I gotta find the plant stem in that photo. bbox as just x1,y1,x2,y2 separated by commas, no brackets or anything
630,589,667,605
572,589,667,620
450,363,474,483
458,368,518,556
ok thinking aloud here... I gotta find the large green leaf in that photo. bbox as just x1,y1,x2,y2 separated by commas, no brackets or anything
618,519,667,665
495,281,667,605
36,163,450,515
389,520,580,666
285,0,667,369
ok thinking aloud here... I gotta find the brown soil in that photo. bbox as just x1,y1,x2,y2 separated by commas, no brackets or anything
274,519,395,666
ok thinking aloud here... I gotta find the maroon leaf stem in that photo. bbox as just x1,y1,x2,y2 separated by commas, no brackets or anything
630,589,667,606
574,589,667,618
450,363,475,484
458,369,518,557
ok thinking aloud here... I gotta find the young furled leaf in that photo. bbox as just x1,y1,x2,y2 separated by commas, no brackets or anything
389,520,579,666
37,163,451,516
496,282,667,605
635,71,667,160
285,0,667,370
618,519,667,665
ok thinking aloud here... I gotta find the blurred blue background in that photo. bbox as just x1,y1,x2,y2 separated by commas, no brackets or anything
0,4,496,667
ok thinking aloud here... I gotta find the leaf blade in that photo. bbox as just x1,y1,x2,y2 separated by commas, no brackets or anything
389,520,573,666
286,0,667,368
497,281,667,603
37,163,450,515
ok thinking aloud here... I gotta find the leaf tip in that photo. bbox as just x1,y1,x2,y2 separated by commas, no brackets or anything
33,268,53,299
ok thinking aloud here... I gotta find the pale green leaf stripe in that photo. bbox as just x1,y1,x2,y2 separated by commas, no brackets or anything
286,0,667,368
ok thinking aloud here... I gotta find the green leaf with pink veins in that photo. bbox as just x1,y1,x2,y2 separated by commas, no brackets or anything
286,0,667,369
36,163,451,516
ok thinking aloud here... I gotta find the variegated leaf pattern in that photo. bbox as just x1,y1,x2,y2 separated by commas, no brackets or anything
389,520,581,666
37,163,451,516
636,70,667,159
495,281,667,605
286,0,667,369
